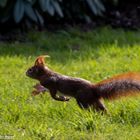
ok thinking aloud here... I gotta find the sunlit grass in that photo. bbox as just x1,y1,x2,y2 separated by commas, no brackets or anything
0,27,140,139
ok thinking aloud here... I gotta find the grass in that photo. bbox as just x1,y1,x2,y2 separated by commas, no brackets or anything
0,27,140,140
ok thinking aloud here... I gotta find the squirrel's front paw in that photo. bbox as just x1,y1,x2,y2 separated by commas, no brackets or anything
32,90,40,96
63,96,70,101
33,83,47,93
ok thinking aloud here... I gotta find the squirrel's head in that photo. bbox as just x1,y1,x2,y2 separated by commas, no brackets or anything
26,55,50,80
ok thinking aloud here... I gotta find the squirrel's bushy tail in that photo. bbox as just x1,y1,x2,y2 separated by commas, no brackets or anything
95,79,140,100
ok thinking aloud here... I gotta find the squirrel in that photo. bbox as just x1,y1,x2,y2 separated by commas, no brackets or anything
26,55,140,112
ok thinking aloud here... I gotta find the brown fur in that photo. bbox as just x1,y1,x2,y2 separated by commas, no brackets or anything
26,56,140,112
96,73,140,100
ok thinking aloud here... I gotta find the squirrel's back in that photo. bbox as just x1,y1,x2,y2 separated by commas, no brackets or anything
95,72,140,100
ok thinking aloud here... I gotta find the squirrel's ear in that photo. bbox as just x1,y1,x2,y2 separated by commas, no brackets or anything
34,55,50,66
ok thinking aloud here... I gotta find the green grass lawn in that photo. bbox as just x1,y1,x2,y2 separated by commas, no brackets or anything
0,27,140,140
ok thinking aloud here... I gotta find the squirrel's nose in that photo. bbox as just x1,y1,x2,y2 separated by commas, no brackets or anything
26,71,29,76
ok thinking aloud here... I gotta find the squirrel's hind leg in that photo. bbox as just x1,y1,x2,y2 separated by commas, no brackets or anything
93,99,108,113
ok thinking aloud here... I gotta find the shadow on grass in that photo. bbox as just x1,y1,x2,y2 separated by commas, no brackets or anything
0,27,140,64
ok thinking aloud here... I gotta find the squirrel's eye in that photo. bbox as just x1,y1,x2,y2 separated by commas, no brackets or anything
29,68,33,73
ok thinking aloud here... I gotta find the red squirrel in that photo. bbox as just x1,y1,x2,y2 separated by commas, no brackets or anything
26,55,140,112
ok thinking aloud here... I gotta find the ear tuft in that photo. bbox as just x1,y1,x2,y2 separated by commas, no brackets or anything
34,55,50,66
